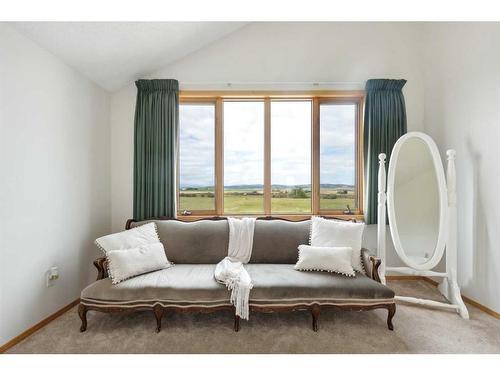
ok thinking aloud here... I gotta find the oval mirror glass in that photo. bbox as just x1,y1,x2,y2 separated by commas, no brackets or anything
387,132,447,271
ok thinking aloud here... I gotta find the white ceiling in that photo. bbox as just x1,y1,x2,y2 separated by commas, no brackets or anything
10,22,247,92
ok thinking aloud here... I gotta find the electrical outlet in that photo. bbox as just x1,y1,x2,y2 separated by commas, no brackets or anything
46,266,59,287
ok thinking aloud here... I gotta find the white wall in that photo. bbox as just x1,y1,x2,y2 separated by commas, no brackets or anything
0,24,111,345
3,22,496,344
110,22,426,231
1,21,497,346
422,23,500,312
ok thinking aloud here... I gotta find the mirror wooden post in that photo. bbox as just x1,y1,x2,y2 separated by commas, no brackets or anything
377,132,469,319
377,153,387,285
438,150,469,318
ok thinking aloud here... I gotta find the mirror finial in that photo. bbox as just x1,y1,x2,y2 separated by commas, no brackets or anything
379,153,386,162
447,149,456,160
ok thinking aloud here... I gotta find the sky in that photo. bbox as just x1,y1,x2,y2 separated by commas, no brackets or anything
179,101,355,188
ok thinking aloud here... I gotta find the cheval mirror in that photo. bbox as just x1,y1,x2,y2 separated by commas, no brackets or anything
377,132,469,318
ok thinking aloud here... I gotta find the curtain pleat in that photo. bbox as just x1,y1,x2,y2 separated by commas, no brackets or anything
363,79,407,224
133,79,179,221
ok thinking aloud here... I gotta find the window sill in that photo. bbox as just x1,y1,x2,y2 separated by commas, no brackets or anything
175,214,365,222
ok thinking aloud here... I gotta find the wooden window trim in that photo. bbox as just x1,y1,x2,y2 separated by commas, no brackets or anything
215,97,224,216
266,98,313,215
177,90,365,220
264,98,271,215
316,96,364,216
177,99,218,216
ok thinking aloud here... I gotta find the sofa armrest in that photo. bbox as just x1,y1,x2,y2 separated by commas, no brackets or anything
93,257,108,281
361,248,382,283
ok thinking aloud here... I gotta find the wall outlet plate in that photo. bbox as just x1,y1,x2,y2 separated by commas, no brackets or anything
46,266,59,287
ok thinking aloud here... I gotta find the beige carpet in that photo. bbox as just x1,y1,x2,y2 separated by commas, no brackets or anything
6,280,500,354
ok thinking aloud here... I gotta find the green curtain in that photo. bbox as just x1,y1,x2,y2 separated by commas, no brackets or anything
363,79,407,224
133,79,179,221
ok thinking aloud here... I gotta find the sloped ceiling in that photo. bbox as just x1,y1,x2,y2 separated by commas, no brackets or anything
10,22,247,92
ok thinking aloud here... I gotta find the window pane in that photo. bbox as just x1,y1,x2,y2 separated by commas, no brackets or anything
271,101,311,213
319,104,357,211
179,104,215,211
224,101,264,214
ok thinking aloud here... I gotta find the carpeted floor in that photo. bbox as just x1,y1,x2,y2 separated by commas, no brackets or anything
6,280,500,354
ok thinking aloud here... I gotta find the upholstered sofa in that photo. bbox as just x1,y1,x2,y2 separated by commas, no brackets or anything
78,218,395,333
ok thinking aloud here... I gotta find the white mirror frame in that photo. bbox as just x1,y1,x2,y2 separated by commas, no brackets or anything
386,132,448,271
377,131,469,319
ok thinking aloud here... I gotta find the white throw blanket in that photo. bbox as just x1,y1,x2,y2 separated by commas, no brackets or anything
214,217,256,320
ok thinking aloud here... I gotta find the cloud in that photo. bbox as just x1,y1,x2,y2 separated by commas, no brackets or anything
319,104,356,185
270,101,311,185
179,105,215,187
179,101,356,187
223,101,265,185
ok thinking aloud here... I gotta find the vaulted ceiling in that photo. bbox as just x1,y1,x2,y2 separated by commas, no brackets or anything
10,22,248,92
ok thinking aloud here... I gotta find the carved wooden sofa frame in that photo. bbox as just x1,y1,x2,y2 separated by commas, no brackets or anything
78,217,396,333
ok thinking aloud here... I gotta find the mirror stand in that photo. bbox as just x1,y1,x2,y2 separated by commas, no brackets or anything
377,149,469,319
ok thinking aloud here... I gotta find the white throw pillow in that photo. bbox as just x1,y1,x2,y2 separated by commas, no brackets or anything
309,216,365,272
294,245,355,277
95,222,160,253
95,223,172,284
106,242,171,284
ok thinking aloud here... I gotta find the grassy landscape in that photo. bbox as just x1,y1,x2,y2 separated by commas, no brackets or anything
180,185,355,213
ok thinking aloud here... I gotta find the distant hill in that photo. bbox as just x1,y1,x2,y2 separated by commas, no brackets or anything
180,183,354,190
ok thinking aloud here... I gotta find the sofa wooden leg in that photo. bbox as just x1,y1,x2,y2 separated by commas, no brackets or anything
311,304,320,332
387,303,396,331
234,315,240,332
78,304,87,332
153,305,163,333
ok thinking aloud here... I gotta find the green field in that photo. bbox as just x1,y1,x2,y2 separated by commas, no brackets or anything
179,187,355,213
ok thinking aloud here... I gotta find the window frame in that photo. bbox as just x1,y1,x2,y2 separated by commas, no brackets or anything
178,91,365,221
176,98,218,216
315,97,364,217
222,98,266,215
269,98,313,215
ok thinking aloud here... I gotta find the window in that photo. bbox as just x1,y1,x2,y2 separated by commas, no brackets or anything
178,103,216,213
319,103,357,212
178,92,363,218
224,101,265,214
271,100,312,213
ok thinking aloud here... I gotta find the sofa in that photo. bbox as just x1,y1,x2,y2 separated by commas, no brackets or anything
78,218,395,333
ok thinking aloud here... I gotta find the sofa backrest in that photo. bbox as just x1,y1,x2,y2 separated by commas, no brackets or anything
128,218,311,264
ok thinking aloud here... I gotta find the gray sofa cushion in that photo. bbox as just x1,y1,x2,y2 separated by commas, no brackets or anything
251,220,310,263
131,220,230,264
129,219,311,264
81,264,229,304
81,264,394,306
127,220,375,273
245,264,394,302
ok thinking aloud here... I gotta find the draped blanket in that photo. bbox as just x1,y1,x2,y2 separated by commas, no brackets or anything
214,217,256,320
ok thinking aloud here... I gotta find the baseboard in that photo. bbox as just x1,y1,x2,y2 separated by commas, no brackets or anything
386,275,423,281
386,276,500,319
0,298,80,353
